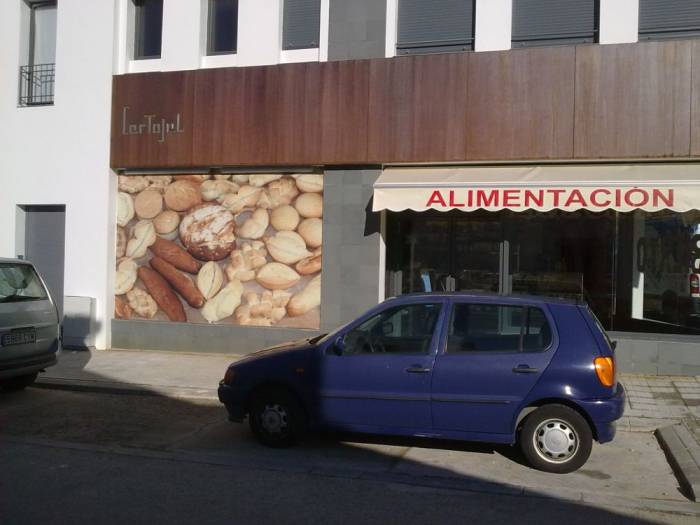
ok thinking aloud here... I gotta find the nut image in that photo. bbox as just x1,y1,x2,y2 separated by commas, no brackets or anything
249,174,283,187
145,175,172,193
294,192,323,218
287,274,321,317
116,227,127,258
256,262,300,290
238,208,269,240
126,220,156,258
197,261,224,300
295,174,323,193
118,175,149,194
126,287,158,318
117,192,135,227
114,294,132,320
179,204,236,261
264,231,311,264
226,241,267,282
270,205,300,231
218,185,261,213
115,258,138,295
296,253,322,275
201,280,244,323
297,218,322,248
201,179,239,201
134,188,163,220
267,178,299,208
164,180,202,211
153,210,180,240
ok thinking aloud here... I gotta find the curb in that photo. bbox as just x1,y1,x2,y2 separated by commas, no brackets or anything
33,377,219,400
656,425,700,502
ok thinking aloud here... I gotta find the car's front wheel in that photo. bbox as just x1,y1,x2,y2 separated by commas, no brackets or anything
0,372,38,392
248,387,306,448
519,404,593,474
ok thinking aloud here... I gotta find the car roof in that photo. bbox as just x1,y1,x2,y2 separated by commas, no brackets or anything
386,291,581,306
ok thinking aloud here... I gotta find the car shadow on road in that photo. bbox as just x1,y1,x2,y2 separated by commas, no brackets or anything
0,350,692,524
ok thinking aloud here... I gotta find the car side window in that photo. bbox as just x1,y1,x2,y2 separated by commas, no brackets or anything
341,302,441,355
447,304,552,353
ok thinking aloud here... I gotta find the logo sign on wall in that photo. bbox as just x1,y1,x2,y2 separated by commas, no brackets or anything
121,106,185,143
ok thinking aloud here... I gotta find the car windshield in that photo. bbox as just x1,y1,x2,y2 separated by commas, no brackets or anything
0,264,48,303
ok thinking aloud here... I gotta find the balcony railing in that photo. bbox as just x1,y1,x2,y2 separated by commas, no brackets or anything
19,63,55,106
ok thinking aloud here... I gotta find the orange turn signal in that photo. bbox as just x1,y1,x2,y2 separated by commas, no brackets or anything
594,357,615,387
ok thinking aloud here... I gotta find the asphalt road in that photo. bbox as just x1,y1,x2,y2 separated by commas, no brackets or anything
1,387,698,524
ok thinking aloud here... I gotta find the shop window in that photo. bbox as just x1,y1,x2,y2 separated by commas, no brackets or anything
397,0,474,55
133,0,163,60
19,0,57,106
207,0,238,55
282,0,321,50
511,0,598,48
639,0,700,41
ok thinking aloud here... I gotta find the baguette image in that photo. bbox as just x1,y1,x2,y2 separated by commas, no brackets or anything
150,256,205,308
138,266,187,322
149,237,202,274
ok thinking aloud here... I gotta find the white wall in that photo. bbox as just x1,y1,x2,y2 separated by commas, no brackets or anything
0,0,116,349
600,0,639,45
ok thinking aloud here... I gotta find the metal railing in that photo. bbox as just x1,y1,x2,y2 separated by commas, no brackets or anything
19,63,55,106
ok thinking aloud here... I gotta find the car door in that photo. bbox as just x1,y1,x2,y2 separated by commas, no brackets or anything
431,300,557,436
317,299,446,433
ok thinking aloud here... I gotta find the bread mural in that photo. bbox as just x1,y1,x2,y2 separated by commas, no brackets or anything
113,173,323,328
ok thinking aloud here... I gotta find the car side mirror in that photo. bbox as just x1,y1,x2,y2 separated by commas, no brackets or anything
333,335,346,356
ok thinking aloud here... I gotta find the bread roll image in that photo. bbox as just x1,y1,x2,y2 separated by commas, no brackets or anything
138,266,187,322
201,179,239,201
287,275,321,317
295,174,323,193
270,205,300,231
126,287,158,318
297,218,322,248
114,294,132,320
164,180,202,211
149,237,202,274
145,175,172,193
115,258,138,295
231,174,250,185
267,178,299,208
218,185,261,213
118,175,149,194
294,192,323,218
201,279,244,323
264,231,311,265
295,253,322,275
117,192,135,227
116,227,127,258
248,174,283,187
238,208,269,240
134,188,163,220
214,174,231,181
179,204,236,261
256,262,300,290
226,241,267,282
153,210,180,240
196,261,224,300
126,220,156,258
173,174,210,183
150,256,205,308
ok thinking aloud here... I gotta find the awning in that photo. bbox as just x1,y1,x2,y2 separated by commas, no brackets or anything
372,165,700,213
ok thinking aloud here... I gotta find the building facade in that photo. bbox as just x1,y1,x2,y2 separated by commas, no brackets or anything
3,0,700,374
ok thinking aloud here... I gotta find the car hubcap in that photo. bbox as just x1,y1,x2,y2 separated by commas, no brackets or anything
260,404,288,434
533,418,578,463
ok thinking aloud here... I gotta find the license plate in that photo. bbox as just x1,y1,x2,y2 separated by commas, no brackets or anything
2,330,36,346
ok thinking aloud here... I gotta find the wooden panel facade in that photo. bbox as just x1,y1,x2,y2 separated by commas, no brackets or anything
111,39,699,169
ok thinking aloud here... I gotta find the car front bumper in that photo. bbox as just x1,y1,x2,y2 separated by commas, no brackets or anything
577,383,626,443
218,381,247,422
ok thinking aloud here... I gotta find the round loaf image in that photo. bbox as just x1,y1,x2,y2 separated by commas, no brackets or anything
179,204,236,261
165,180,202,211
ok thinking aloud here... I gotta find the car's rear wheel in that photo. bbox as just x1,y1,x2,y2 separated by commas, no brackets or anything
0,372,38,392
520,404,592,474
248,387,306,448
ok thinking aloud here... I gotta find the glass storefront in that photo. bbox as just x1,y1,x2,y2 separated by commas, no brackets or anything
385,209,700,335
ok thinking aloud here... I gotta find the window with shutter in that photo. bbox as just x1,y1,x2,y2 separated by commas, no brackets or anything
639,0,700,41
396,0,474,55
282,0,321,50
511,0,598,48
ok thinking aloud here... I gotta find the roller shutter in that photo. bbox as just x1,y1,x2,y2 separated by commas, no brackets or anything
397,0,474,55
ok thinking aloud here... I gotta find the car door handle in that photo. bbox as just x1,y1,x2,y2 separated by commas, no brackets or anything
512,365,539,374
405,366,431,374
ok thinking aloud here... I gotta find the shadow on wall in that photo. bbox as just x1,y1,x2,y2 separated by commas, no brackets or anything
62,297,97,349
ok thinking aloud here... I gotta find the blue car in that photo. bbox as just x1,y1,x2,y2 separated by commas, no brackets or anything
218,293,624,473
